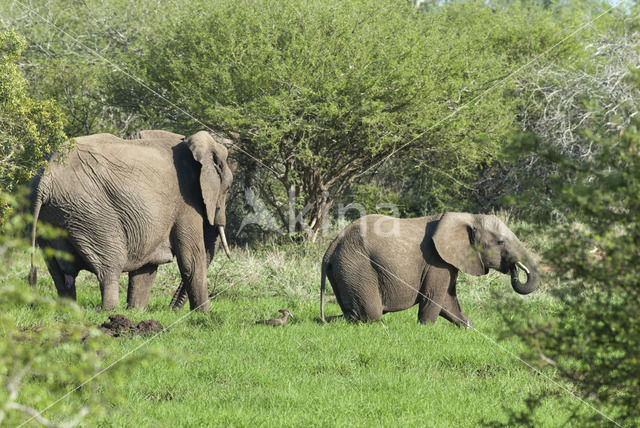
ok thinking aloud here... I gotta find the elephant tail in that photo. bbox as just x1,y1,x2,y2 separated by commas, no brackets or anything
320,261,328,323
29,195,42,286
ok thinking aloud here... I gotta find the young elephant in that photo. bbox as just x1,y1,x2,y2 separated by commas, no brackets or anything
30,131,233,311
320,213,539,326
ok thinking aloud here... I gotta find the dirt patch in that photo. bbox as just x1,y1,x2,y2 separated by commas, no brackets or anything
99,314,164,337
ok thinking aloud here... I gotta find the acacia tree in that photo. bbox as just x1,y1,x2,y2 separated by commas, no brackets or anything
112,0,569,240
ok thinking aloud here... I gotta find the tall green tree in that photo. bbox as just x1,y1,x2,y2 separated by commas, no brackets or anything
112,0,571,239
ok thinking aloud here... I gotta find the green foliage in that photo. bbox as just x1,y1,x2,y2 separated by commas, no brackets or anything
489,3,638,219
4,0,603,233
1,1,637,425
500,72,640,426
0,192,136,427
1,0,185,137
110,0,574,233
0,30,66,199
112,0,438,232
347,184,404,219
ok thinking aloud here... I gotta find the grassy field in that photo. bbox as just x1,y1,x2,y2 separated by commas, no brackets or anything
5,226,591,427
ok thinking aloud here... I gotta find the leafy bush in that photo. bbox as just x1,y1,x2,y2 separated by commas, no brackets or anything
0,30,66,201
501,71,640,427
488,8,639,219
0,192,137,426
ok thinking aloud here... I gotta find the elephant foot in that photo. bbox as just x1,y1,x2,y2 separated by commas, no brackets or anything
101,294,120,311
453,317,473,329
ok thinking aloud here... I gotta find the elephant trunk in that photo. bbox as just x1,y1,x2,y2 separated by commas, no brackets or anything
509,253,539,295
219,225,231,259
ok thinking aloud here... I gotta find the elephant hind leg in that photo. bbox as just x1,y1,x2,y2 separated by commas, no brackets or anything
357,299,383,322
340,289,382,322
46,257,77,300
329,262,383,322
40,237,79,300
322,314,345,323
127,264,158,309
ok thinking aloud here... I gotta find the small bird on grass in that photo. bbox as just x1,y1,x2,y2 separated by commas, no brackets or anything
255,309,293,327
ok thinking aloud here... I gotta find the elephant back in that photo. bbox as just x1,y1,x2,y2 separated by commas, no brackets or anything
128,130,185,141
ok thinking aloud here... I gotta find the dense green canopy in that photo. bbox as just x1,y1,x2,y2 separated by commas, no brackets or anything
110,0,575,237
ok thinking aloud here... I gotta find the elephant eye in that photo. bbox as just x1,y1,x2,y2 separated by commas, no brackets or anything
497,240,505,246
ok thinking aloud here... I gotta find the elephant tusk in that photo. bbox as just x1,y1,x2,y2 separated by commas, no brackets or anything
515,261,530,275
219,225,232,259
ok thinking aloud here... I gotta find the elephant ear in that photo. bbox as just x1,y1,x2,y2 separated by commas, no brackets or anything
432,212,485,276
186,131,221,226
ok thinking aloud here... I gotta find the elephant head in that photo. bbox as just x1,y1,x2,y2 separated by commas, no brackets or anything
432,213,539,294
186,131,234,257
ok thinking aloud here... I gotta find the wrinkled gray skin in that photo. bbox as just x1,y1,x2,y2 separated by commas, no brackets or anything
30,130,233,311
125,130,233,310
320,213,539,326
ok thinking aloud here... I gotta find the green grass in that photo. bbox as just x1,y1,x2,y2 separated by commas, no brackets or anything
5,239,585,427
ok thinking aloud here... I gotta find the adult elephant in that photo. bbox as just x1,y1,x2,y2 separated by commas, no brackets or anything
30,130,233,311
125,129,232,310
320,213,539,326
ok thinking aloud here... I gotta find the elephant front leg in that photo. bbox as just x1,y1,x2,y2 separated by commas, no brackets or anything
417,268,449,324
439,302,473,328
418,297,442,324
166,225,217,311
174,242,210,312
439,275,473,328
127,264,158,309
180,259,209,312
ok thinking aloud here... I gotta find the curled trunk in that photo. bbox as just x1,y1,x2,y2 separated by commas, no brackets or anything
510,254,539,295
